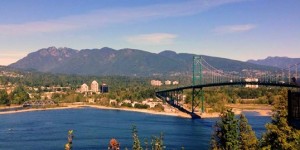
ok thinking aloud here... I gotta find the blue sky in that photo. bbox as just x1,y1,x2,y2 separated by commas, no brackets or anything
0,0,299,65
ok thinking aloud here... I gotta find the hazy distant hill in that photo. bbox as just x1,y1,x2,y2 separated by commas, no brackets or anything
9,47,277,76
247,56,300,69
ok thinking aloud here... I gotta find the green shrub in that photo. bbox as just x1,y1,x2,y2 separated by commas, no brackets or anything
134,103,149,109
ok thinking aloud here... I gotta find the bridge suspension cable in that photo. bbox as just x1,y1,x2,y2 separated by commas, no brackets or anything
195,56,300,85
156,56,300,115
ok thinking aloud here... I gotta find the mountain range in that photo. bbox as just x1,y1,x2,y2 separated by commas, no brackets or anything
9,47,280,76
247,57,300,69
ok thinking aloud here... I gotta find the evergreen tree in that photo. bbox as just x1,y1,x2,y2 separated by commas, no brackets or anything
239,114,258,150
132,125,143,150
211,109,239,150
151,133,165,150
260,94,300,149
144,139,149,150
0,90,9,105
9,86,30,104
65,130,74,150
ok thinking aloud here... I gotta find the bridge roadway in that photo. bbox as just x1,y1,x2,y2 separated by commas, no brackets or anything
156,81,300,94
156,81,300,119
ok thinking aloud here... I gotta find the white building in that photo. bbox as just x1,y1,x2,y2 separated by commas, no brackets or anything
80,83,89,93
165,80,171,85
91,80,99,92
172,81,179,85
151,80,162,86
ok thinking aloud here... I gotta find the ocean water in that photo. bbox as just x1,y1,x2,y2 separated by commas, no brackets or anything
0,107,271,150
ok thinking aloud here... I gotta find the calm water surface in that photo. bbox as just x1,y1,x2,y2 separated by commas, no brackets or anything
0,107,271,150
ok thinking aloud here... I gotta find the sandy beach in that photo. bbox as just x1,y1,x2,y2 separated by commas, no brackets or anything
200,109,272,118
0,103,272,118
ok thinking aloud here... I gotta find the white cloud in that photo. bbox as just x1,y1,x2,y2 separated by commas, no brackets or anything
126,33,177,45
0,0,244,36
214,24,257,34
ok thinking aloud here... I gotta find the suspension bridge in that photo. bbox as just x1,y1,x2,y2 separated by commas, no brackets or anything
156,56,300,118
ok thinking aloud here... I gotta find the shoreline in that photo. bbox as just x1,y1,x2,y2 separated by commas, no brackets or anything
0,104,191,118
0,104,272,118
200,109,272,118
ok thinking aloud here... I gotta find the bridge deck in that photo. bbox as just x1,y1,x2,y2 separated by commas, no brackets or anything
156,81,299,93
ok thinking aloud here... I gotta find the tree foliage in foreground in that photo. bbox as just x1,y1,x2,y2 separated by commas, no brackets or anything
211,109,258,150
150,133,165,150
211,109,240,150
132,125,143,150
260,91,300,150
132,125,165,150
65,130,74,150
212,92,300,150
239,114,258,150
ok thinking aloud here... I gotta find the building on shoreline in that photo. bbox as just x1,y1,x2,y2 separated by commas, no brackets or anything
101,83,109,93
79,80,106,94
77,80,108,95
91,80,99,92
80,83,89,93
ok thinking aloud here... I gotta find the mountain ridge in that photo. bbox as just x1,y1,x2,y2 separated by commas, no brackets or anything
9,47,278,76
247,56,300,69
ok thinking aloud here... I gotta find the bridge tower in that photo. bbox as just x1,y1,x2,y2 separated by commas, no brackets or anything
193,56,202,85
192,56,205,113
